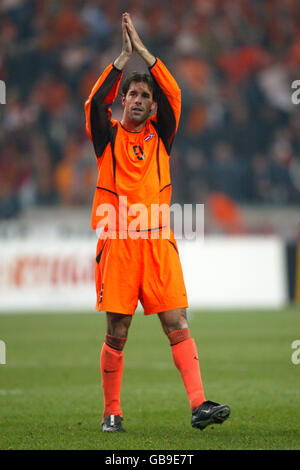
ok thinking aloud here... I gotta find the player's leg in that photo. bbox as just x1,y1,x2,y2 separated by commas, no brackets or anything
100,312,132,432
95,237,141,431
141,235,206,408
141,234,230,429
158,308,206,410
158,308,230,430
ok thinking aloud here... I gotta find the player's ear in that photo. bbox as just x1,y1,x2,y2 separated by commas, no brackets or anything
150,100,156,112
121,94,126,107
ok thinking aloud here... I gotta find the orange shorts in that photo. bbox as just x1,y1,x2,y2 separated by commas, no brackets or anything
94,230,188,315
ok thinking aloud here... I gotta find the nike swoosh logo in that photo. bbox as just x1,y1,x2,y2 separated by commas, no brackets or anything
104,369,117,373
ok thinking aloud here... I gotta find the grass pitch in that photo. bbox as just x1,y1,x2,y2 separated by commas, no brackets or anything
0,307,299,450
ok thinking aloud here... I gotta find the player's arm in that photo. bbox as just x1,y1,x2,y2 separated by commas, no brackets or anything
84,64,122,157
84,15,132,157
124,12,181,154
148,58,181,153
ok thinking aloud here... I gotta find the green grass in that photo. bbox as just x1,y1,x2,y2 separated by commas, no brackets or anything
0,307,299,450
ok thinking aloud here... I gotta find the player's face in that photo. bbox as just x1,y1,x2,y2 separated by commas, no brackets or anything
122,81,156,124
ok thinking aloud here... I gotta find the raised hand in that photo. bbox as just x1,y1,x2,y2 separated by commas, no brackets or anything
123,12,144,54
123,12,156,67
113,14,132,70
121,13,132,57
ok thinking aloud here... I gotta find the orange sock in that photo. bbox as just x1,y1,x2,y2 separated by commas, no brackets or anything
169,329,206,410
100,342,125,419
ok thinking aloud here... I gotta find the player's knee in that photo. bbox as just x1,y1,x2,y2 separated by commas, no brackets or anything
160,308,191,346
106,312,132,338
160,308,188,336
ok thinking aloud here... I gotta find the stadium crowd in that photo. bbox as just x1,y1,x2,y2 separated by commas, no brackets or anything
1,0,300,219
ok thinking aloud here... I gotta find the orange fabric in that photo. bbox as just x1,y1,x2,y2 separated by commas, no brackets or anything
171,338,206,410
84,58,180,231
207,192,245,233
168,328,190,346
150,58,181,133
95,230,188,315
105,334,127,351
89,119,174,231
84,62,122,142
100,343,124,419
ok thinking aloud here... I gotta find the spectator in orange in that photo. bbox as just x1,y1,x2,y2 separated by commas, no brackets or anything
206,192,245,234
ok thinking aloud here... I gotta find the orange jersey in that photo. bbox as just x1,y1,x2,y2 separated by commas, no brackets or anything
85,58,181,232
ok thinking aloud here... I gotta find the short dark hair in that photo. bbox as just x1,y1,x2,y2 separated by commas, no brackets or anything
122,72,156,100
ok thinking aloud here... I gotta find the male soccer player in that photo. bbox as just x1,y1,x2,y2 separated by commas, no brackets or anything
85,12,230,432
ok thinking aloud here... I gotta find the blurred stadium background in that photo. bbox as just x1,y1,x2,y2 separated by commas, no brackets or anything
1,0,300,452
0,0,300,310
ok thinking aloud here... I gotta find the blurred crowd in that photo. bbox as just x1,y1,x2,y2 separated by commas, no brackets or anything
1,0,300,220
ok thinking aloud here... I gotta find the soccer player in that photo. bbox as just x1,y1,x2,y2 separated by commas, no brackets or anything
85,12,230,432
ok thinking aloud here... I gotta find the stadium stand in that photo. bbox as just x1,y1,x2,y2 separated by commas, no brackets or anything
0,0,300,221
